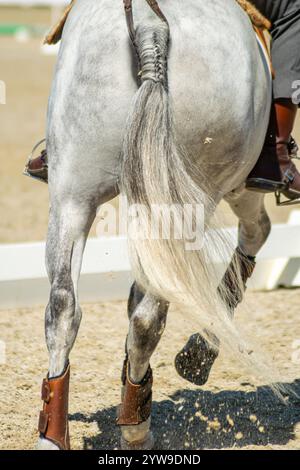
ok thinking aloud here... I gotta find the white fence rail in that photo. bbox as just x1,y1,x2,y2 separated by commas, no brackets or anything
1,211,300,309
0,237,133,308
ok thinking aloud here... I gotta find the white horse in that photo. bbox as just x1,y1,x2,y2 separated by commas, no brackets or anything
37,0,274,450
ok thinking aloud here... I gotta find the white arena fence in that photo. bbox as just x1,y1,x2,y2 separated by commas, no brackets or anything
1,211,300,308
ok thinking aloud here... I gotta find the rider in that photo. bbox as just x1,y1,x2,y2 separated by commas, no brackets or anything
246,0,300,201
25,0,300,202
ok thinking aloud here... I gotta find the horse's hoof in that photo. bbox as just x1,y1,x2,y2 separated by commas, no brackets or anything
121,432,154,450
175,332,219,386
120,418,153,450
36,437,60,450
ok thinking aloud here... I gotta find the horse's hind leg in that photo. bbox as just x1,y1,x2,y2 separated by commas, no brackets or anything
36,199,95,450
227,191,271,258
175,191,271,385
117,285,169,450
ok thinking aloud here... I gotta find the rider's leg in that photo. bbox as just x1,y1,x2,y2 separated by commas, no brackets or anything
275,99,300,197
246,3,300,201
275,99,298,150
246,98,300,199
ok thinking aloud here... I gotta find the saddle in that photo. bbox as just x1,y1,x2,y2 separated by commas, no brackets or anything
44,0,271,45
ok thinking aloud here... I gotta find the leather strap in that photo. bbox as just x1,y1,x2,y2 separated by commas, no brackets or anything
123,0,135,44
145,0,169,25
123,0,168,47
117,356,153,426
38,363,70,450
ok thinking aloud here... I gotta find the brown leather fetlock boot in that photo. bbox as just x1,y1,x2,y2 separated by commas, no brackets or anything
117,355,154,450
38,363,70,450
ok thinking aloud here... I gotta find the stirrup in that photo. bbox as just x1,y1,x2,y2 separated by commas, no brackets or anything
246,177,286,194
275,189,300,206
23,138,48,184
275,164,300,205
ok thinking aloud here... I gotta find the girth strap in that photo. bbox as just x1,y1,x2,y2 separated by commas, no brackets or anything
123,0,169,46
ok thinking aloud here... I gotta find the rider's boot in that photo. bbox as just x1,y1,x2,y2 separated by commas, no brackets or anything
275,100,300,200
246,99,300,202
24,147,48,183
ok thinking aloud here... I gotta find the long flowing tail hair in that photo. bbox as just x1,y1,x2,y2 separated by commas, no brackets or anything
120,17,283,390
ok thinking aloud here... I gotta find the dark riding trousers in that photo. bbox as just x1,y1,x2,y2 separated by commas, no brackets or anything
252,0,300,102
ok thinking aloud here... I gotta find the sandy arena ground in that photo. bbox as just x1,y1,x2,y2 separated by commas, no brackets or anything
0,290,300,450
0,7,300,451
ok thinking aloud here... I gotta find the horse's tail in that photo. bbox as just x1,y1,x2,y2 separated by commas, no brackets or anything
121,18,281,388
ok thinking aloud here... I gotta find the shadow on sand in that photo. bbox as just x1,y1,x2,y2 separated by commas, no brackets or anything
70,379,300,450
